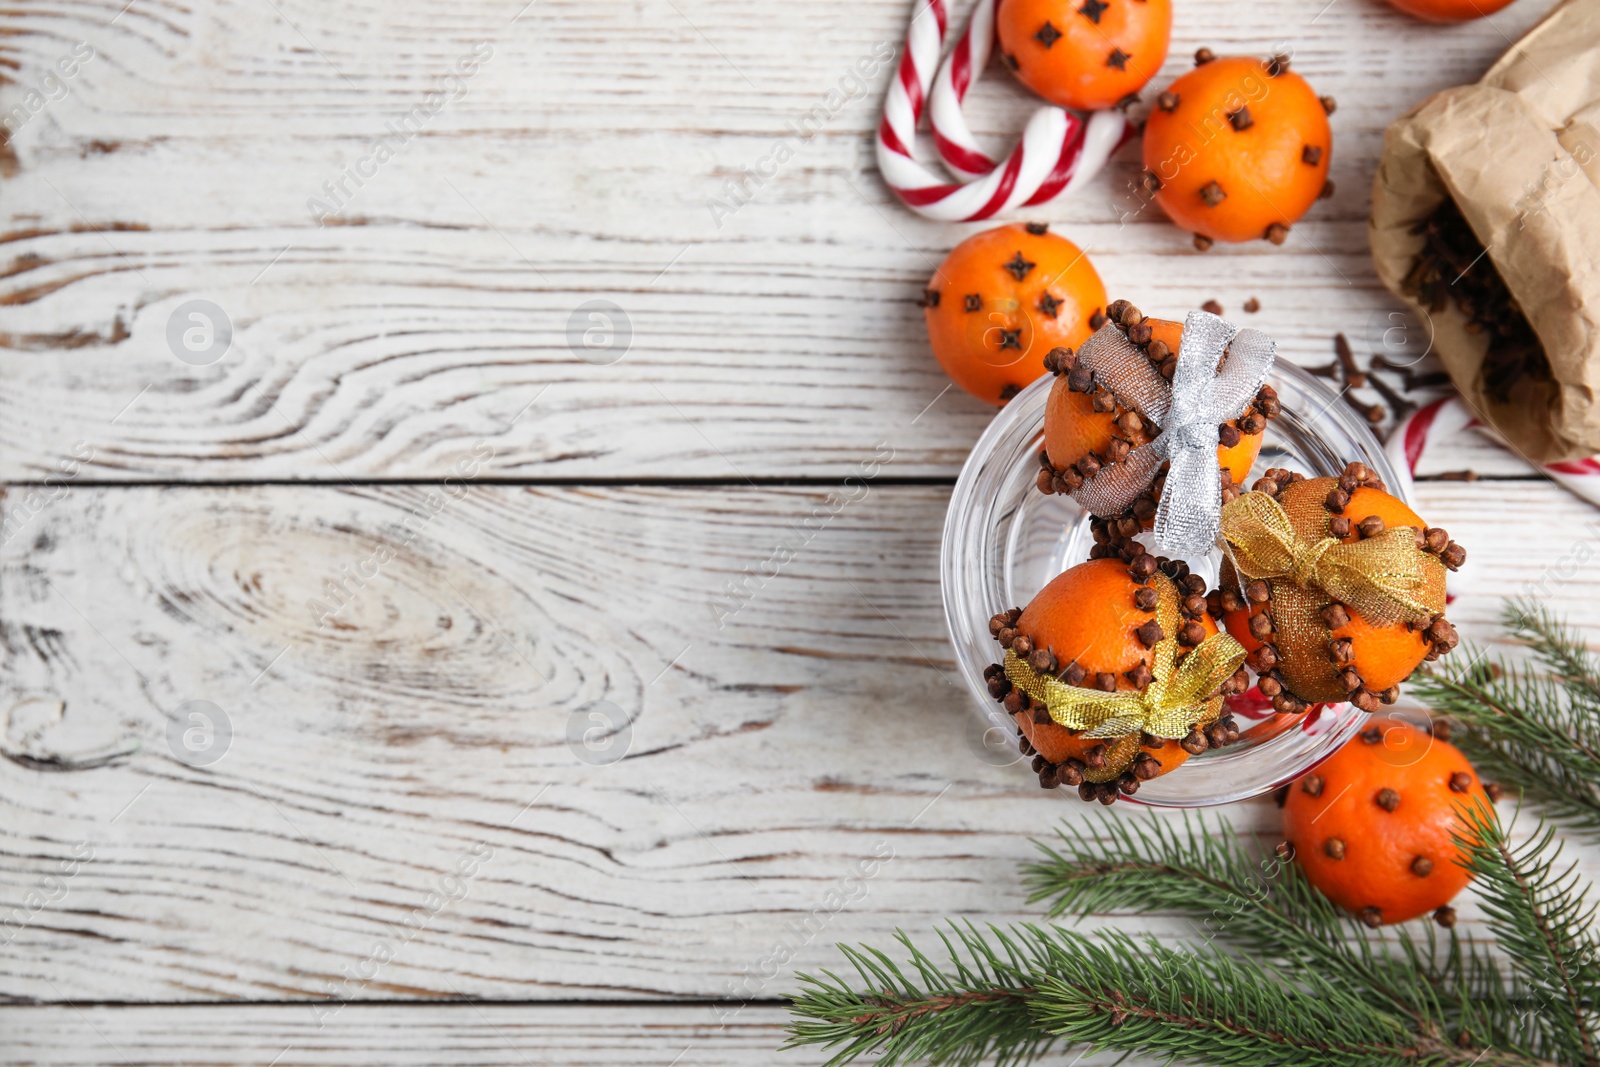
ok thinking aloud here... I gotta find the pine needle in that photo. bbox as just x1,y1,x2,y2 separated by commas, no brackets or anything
1413,599,1600,841
1455,803,1600,1066
782,925,1052,1067
1022,810,1507,1036
786,918,1557,1067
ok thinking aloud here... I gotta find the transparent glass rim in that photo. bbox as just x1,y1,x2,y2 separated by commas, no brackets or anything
939,361,1408,808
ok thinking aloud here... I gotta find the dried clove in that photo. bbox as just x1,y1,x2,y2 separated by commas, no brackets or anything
1342,392,1385,425
1334,333,1365,387
1402,198,1549,404
1367,371,1415,425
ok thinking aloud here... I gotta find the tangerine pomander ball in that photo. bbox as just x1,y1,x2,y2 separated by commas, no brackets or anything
1283,718,1490,925
996,0,1171,110
1220,465,1466,714
923,222,1106,405
1142,53,1332,247
1382,0,1515,20
983,553,1250,804
1038,298,1279,531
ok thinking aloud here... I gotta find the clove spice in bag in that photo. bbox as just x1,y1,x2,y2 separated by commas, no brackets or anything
1370,0,1600,464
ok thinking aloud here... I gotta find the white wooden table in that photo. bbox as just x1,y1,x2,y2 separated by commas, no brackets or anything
3,0,1598,1063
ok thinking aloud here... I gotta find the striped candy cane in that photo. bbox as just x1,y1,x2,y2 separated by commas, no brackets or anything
877,0,1129,221
1388,396,1600,510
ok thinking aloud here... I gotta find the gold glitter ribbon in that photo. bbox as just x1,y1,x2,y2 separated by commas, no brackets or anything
1219,491,1444,626
1003,576,1246,740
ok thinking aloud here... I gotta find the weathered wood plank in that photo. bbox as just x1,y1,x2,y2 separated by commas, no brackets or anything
1,480,1594,1003
2,1002,1119,1066
0,0,1556,480
6,1003,792,1066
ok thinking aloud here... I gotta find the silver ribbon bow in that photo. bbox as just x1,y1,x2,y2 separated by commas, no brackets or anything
1072,310,1276,554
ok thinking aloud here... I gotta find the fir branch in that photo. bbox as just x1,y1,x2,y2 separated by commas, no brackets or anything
1456,804,1600,1067
1021,811,1509,1041
1504,599,1600,713
1030,928,1416,1067
786,922,1556,1067
783,927,1053,1067
1412,600,1600,840
1437,920,1529,1057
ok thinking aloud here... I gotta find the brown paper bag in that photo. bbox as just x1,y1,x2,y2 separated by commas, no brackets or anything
1370,0,1600,463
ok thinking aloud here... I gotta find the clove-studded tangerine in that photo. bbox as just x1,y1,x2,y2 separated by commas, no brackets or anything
984,552,1250,804
1283,717,1491,925
1037,298,1280,535
1141,53,1332,248
1217,464,1465,715
924,223,1106,405
995,0,1172,110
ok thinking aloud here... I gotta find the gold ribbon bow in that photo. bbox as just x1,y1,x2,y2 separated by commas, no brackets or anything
1003,575,1246,740
1219,491,1444,626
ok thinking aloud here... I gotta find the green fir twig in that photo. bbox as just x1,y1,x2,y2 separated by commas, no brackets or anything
1455,803,1600,1066
1413,599,1600,841
786,916,1556,1067
782,926,1051,1067
1022,812,1522,1049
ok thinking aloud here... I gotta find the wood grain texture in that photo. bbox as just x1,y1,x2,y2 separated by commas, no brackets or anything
4,1004,805,1067
2,481,1596,1004
2,1003,1125,1067
0,0,1559,480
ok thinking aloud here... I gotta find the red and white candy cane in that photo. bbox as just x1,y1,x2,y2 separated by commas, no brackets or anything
877,0,1129,221
1388,396,1600,510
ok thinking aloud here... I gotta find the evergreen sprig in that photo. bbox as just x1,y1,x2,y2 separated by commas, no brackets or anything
1455,804,1600,1065
788,810,1592,1067
1022,812,1516,1045
781,926,1053,1067
1026,930,1426,1067
785,915,1560,1067
789,808,1587,1067
1412,599,1600,840
787,603,1600,1066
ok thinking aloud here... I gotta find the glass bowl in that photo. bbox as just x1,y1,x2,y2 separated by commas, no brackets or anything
941,361,1407,807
